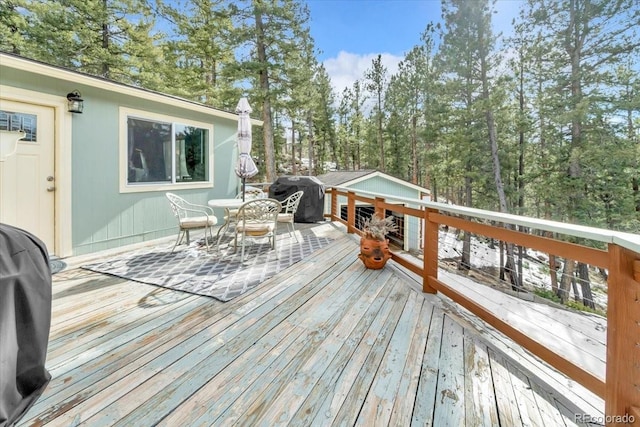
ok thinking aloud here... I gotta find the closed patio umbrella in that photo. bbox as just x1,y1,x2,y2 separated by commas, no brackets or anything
235,97,258,201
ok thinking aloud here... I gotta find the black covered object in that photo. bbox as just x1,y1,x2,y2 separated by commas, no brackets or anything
0,224,52,427
269,176,325,223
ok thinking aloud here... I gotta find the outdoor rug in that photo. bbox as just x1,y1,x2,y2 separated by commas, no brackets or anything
81,234,333,302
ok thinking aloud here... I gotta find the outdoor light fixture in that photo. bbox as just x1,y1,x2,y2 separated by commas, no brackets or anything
66,90,84,113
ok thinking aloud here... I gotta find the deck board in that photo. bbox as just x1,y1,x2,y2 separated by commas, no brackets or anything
433,315,465,425
17,224,604,426
292,276,397,426
388,299,434,426
463,335,499,426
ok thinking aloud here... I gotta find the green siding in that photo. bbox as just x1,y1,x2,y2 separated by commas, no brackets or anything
2,64,241,255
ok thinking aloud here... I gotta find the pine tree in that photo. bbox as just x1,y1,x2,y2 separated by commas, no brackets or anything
156,0,238,107
22,0,163,86
364,54,388,172
230,0,312,181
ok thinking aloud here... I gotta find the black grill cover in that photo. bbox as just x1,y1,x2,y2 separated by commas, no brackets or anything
0,224,52,427
269,176,325,223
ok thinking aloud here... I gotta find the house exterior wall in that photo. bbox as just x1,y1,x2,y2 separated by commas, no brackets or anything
1,60,241,256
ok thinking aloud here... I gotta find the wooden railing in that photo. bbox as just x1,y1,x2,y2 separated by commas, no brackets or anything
326,186,640,425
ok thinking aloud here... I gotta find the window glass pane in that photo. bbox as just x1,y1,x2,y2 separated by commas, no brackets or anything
127,117,172,184
0,110,37,142
175,124,209,183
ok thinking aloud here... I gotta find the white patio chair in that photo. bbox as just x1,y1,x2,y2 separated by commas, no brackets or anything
166,192,218,252
232,198,282,262
277,190,304,242
243,186,266,200
225,187,266,223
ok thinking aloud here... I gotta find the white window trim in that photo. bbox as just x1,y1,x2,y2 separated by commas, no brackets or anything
119,107,214,193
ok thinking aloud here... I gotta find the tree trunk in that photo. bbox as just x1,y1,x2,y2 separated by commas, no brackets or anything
481,46,521,290
411,115,418,184
307,110,315,175
101,0,110,78
459,230,471,271
291,123,296,174
517,244,524,289
549,252,559,294
577,262,595,309
253,3,276,181
499,240,505,281
459,165,473,271
571,275,580,303
483,85,522,290
558,259,576,304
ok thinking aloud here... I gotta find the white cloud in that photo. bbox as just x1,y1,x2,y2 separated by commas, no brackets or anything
323,51,404,99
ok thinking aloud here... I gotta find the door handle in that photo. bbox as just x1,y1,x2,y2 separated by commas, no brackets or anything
47,186,56,192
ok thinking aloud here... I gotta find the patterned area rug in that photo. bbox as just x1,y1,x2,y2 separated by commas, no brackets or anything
81,234,333,302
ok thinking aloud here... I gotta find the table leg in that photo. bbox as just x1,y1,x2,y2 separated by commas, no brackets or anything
215,208,234,251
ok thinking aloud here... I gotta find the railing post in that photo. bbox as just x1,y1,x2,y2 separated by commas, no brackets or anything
347,191,356,234
605,244,640,426
374,197,385,219
330,189,338,221
423,207,438,294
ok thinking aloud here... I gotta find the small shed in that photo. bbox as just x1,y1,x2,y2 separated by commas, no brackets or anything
316,170,432,253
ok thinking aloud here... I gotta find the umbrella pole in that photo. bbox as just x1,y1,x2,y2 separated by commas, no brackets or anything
242,177,246,201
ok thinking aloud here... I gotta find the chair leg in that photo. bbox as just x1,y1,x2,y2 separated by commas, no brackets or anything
216,223,229,251
231,231,238,253
203,226,210,252
240,232,246,262
272,233,278,259
171,229,185,252
289,222,298,242
208,226,215,251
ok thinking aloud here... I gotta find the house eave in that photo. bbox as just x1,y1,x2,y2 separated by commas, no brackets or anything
0,53,263,126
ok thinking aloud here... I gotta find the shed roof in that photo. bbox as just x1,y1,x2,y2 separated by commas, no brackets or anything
316,170,377,186
316,170,430,195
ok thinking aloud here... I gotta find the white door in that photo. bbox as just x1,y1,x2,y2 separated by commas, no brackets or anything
0,100,56,253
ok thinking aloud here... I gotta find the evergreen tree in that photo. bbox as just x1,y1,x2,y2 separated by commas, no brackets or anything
21,0,163,86
0,0,29,55
364,54,388,171
157,0,238,107
310,64,336,174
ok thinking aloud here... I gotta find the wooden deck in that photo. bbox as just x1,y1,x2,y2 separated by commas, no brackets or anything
19,224,604,426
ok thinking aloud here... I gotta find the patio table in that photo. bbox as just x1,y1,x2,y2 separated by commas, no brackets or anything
207,198,245,250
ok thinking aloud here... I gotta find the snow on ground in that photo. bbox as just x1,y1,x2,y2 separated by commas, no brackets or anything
437,229,608,310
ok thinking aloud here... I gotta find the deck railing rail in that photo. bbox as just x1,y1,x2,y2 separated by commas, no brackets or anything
326,186,640,425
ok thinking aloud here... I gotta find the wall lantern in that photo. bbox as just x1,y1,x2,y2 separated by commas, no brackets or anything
66,90,84,113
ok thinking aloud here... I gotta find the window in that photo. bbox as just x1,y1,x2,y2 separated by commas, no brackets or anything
0,110,37,142
121,108,213,192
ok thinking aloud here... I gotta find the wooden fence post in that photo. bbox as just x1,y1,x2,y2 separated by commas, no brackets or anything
330,189,337,221
423,208,438,294
374,197,385,219
605,244,640,426
347,191,356,234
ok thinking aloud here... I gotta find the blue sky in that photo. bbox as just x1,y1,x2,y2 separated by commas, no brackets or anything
305,0,524,95
307,0,440,61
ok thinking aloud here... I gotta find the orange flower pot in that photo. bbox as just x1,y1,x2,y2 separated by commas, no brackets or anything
358,237,391,269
